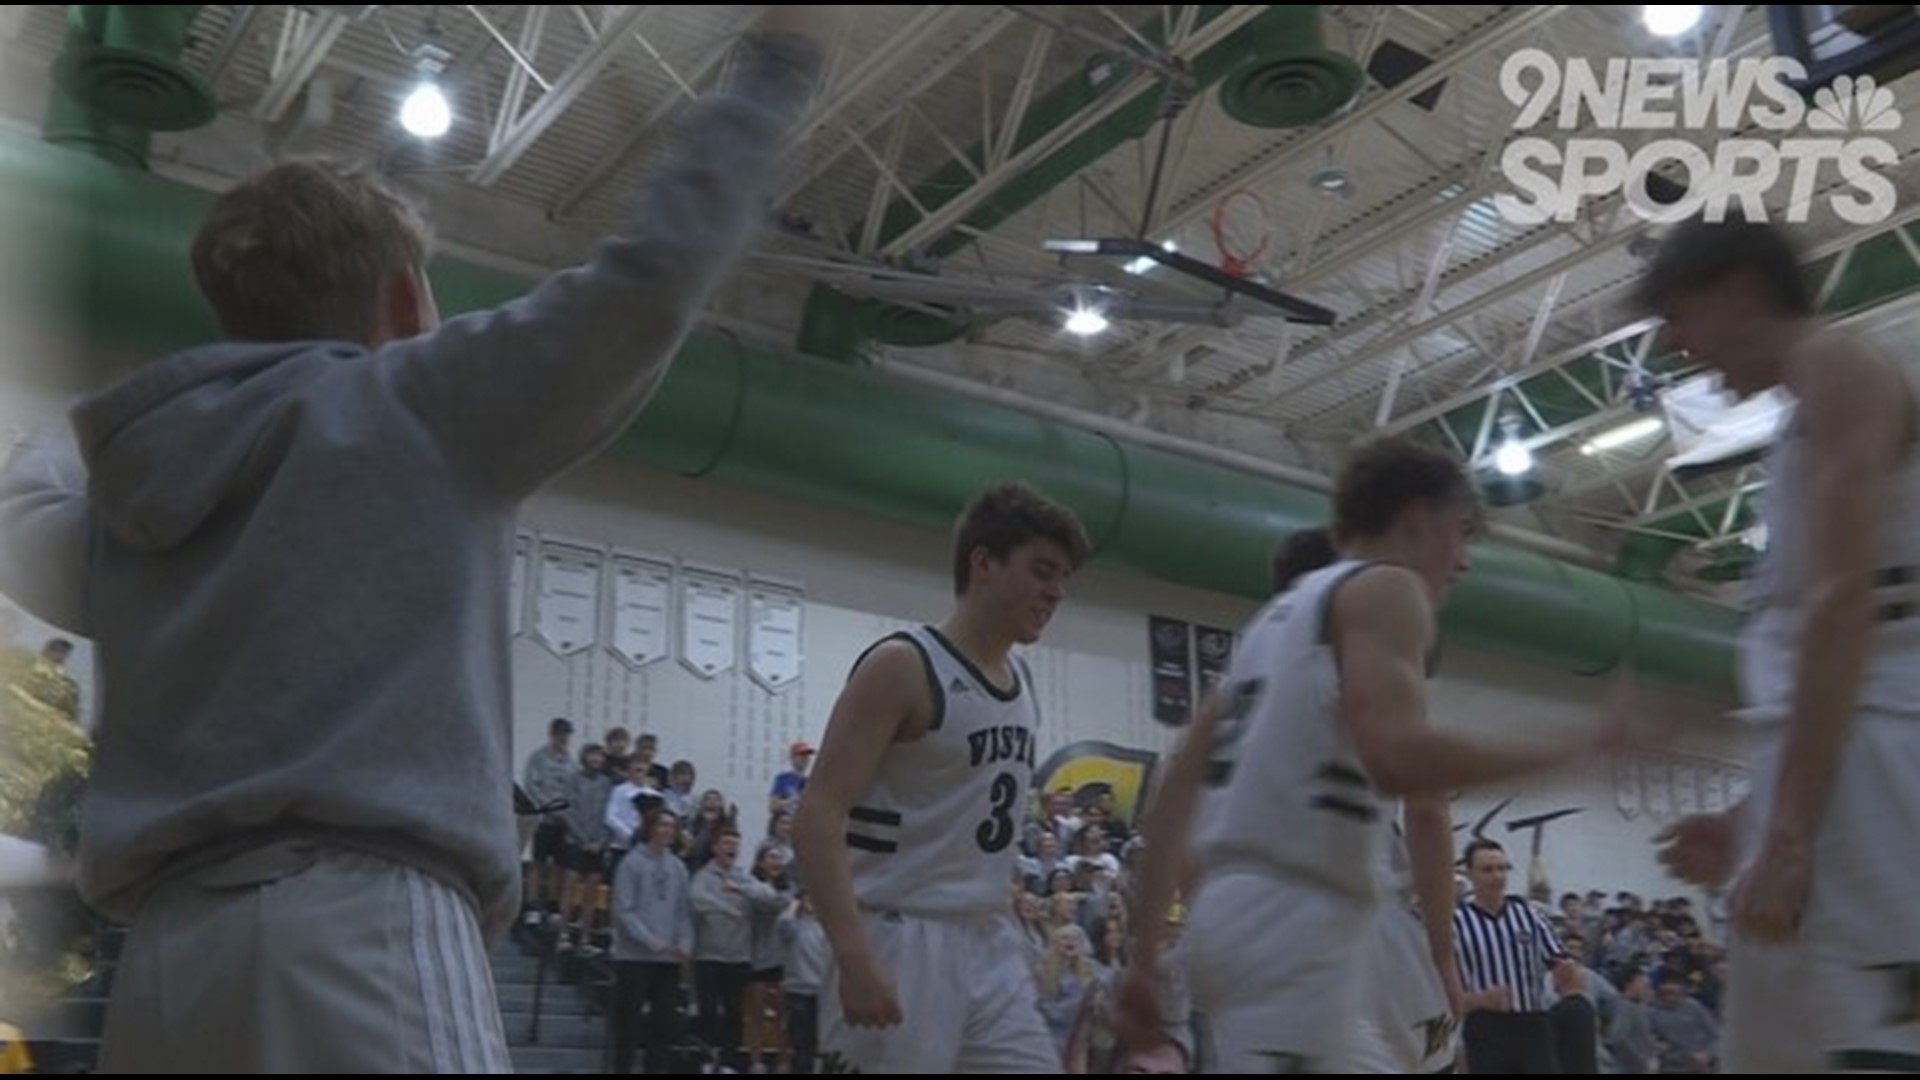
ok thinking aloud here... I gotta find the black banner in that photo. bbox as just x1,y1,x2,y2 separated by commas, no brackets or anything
1194,624,1236,696
1149,615,1194,726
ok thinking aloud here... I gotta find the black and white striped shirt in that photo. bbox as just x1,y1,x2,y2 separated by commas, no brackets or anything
1452,896,1566,1013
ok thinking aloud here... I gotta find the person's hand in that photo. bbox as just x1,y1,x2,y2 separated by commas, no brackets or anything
1729,833,1813,944
1653,813,1738,888
835,947,903,1028
1462,986,1511,1013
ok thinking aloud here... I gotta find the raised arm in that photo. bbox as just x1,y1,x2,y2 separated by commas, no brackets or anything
382,10,833,499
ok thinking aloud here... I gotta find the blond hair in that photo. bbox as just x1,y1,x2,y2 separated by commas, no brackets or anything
189,158,432,344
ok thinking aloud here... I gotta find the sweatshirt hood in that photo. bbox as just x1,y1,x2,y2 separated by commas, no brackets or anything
71,340,365,551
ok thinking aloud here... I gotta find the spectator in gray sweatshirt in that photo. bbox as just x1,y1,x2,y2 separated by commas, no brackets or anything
691,829,783,1072
0,8,833,1073
611,809,692,1075
1607,969,1660,1075
780,892,829,1075
1648,972,1719,1073
745,844,795,1073
559,744,613,952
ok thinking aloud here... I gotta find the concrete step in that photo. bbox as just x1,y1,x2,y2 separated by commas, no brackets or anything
495,982,602,1014
509,1043,605,1073
500,1012,608,1051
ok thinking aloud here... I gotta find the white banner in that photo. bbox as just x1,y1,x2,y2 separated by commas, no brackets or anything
608,553,675,670
534,539,603,658
1612,755,1641,819
510,533,531,637
747,578,805,693
1642,757,1674,823
680,568,741,679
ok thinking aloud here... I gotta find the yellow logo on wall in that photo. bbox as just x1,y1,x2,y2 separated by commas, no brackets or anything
1035,740,1162,825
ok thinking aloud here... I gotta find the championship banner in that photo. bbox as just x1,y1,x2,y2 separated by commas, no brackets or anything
1149,615,1193,726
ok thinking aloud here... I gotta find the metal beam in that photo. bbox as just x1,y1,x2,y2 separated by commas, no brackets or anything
990,25,1056,172
202,5,260,85
778,10,1022,204
253,8,349,123
548,29,739,217
470,5,652,186
1155,6,1572,234
876,5,1268,258
1376,201,1920,439
463,5,553,94
488,5,552,157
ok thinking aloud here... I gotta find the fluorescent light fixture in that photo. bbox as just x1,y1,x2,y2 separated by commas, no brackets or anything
1580,415,1666,455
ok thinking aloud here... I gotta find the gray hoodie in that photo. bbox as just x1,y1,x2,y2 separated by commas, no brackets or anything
563,768,613,851
779,909,829,996
0,32,823,941
611,844,694,963
689,859,782,963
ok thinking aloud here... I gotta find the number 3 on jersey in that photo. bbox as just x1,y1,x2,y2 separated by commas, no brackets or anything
977,772,1019,852
1205,677,1266,788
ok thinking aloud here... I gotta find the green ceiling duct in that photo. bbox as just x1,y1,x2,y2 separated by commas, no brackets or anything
55,6,215,133
0,129,1742,694
1216,5,1366,130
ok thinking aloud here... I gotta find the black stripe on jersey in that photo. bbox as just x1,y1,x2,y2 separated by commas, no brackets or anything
849,806,902,827
844,833,898,854
1309,793,1379,823
847,631,946,732
926,624,1021,702
1831,1050,1920,1072
1314,762,1369,788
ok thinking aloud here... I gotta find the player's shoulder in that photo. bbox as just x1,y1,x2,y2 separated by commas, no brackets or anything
1786,327,1910,441
1329,563,1431,621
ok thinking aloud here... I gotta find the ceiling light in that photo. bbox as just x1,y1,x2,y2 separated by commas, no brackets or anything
400,80,451,138
1493,439,1534,477
1643,6,1704,38
1064,307,1110,336
399,41,453,140
1581,416,1666,455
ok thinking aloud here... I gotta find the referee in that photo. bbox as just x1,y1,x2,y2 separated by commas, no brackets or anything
1453,839,1568,1073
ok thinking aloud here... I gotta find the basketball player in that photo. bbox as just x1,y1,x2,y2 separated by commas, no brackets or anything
791,482,1091,1073
1196,525,1472,1074
0,7,833,1072
1645,215,1920,1073
1120,439,1619,1073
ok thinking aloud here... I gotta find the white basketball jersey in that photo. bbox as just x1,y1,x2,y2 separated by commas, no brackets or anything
1191,559,1391,901
843,625,1040,919
1740,356,1920,722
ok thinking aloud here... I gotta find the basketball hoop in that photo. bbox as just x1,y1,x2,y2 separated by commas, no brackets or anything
1208,189,1276,279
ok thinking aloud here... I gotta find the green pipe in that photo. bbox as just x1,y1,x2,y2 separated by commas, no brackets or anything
0,130,1742,692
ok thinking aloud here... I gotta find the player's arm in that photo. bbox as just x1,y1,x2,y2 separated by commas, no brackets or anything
0,422,92,634
789,640,925,978
1404,793,1467,1010
1127,689,1223,975
1336,567,1595,795
1766,338,1905,851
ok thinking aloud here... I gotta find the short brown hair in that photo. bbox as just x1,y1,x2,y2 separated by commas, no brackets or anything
1636,212,1811,317
1269,527,1337,593
1332,438,1478,543
951,482,1092,594
190,158,432,344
